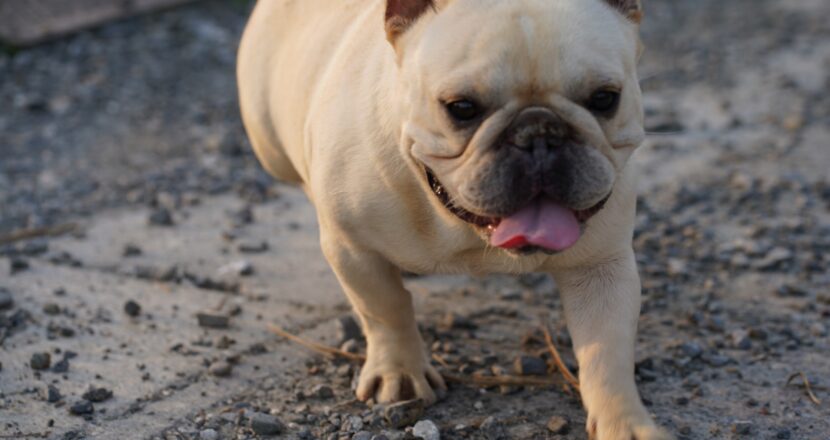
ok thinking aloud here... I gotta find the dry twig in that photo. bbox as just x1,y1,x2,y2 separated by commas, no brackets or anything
786,372,822,405
268,323,575,390
0,223,78,245
541,325,580,391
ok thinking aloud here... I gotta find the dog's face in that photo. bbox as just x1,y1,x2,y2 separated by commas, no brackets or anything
391,0,645,253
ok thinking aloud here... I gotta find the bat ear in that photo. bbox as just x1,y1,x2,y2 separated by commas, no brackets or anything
604,0,643,24
385,0,436,44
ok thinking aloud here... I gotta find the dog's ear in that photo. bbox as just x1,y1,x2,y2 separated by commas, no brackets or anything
385,0,435,44
604,0,643,24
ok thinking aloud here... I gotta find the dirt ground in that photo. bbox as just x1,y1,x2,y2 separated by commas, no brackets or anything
1,0,829,439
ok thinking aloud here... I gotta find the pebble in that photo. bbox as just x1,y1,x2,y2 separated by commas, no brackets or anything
199,429,219,440
352,432,373,440
42,303,61,315
69,400,94,416
679,342,703,359
249,413,284,436
124,300,142,317
237,240,269,254
45,385,62,403
122,244,143,257
342,415,364,432
731,421,752,435
209,361,233,377
82,387,113,403
10,258,30,274
754,247,792,270
0,288,13,310
546,416,570,435
218,260,254,277
336,315,363,343
412,420,440,440
730,330,752,350
441,312,476,330
384,399,424,429
30,352,51,370
776,429,792,439
310,384,335,399
148,207,175,226
197,312,230,329
513,355,547,376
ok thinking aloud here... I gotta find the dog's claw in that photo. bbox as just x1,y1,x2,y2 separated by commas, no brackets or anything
356,361,446,405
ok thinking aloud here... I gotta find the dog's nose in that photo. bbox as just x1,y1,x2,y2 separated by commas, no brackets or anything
502,107,571,153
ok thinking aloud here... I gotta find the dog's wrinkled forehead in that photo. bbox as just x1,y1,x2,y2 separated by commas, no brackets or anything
409,0,639,99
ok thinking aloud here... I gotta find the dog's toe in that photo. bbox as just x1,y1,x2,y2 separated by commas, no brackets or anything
356,362,446,405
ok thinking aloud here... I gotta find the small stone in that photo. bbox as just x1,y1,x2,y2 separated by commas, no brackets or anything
10,258,29,274
250,413,284,436
352,432,373,440
413,420,440,440
513,356,547,376
30,352,51,370
199,429,219,440
0,288,13,310
731,421,752,435
809,323,827,337
342,415,364,432
197,313,230,329
730,330,751,350
123,244,143,257
478,416,505,440
45,385,62,403
336,315,363,343
148,207,175,226
310,384,334,399
703,354,731,367
51,358,70,373
384,399,424,429
209,361,233,377
441,312,476,330
237,240,269,254
546,416,570,435
755,248,792,270
679,342,703,359
218,260,254,277
82,387,113,403
69,400,94,416
42,303,61,315
124,300,142,317
776,429,792,439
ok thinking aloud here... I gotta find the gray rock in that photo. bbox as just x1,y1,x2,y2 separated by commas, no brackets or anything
679,342,703,358
148,207,175,226
45,385,62,403
69,400,94,416
82,387,113,402
237,240,269,254
384,399,424,429
218,260,254,277
30,352,51,370
250,413,284,436
546,416,570,435
124,300,142,317
342,415,364,433
352,432,373,440
199,429,219,440
209,361,233,377
732,421,752,435
0,288,13,310
413,420,440,440
310,384,335,399
513,355,547,376
197,312,230,329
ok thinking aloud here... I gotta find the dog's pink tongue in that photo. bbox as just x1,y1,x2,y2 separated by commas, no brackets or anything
491,199,580,251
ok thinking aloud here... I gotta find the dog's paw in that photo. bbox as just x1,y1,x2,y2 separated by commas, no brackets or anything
355,353,446,405
587,410,674,440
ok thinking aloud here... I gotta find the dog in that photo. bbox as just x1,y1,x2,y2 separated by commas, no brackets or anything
238,1,673,438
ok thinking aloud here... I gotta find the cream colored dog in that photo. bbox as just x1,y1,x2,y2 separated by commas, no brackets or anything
238,0,673,438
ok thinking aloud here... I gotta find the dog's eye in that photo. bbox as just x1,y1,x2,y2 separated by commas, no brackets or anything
587,90,620,115
445,100,483,122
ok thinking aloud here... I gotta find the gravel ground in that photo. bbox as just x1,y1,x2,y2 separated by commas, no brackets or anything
1,0,829,439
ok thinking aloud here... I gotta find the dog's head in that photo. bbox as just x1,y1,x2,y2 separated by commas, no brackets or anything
388,0,644,253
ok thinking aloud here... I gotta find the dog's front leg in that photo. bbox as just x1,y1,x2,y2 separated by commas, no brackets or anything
321,237,446,405
553,250,673,440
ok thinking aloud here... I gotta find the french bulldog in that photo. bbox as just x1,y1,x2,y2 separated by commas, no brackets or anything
238,0,673,438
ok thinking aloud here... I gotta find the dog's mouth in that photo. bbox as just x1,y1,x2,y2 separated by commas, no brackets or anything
426,169,610,253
